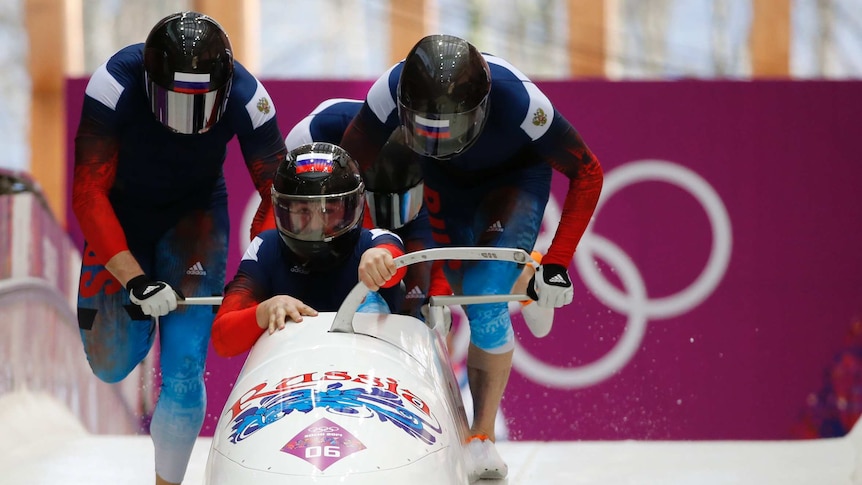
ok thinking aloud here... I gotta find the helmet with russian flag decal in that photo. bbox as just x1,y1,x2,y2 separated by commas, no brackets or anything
143,11,234,134
272,143,365,270
397,34,491,159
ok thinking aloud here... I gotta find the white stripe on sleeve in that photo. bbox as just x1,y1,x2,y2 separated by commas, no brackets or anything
84,62,125,111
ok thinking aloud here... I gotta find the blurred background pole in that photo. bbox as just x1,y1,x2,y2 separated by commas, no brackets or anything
568,0,606,78
26,0,76,226
193,0,259,73
750,0,790,77
389,0,426,65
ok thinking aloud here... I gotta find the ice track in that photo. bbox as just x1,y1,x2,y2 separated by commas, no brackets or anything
2,389,857,485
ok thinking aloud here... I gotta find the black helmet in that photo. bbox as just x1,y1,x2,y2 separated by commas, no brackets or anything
397,34,491,159
363,128,424,229
143,12,234,134
272,143,365,270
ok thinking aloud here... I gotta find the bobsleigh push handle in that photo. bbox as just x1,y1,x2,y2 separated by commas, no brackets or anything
330,247,534,334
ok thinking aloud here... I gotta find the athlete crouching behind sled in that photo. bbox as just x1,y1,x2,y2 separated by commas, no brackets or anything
339,34,604,481
211,143,408,357
72,11,286,485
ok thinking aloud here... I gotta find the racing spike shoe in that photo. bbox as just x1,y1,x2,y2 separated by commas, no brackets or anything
521,300,554,338
520,251,554,338
465,434,508,482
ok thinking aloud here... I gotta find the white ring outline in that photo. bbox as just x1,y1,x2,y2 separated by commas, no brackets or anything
576,160,733,319
513,233,649,387
455,159,732,389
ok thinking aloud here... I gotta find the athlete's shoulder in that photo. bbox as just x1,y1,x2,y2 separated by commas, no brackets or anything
367,227,404,247
227,61,262,103
365,63,402,123
225,61,278,131
485,53,555,141
315,98,363,117
85,44,145,112
285,98,363,149
241,230,283,264
104,44,145,87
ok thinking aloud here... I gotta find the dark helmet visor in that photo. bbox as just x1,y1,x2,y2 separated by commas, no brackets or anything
272,187,364,242
399,96,488,159
146,72,230,134
366,181,424,230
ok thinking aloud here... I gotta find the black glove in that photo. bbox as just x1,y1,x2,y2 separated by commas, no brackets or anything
126,275,181,317
527,263,573,308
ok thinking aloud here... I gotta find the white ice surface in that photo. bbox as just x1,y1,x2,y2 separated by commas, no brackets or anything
2,389,858,485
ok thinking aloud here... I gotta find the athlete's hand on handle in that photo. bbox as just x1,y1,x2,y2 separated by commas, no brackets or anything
358,247,398,291
126,275,182,317
527,263,573,308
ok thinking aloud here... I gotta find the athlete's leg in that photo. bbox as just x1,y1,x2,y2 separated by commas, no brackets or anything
151,306,212,485
425,165,547,458
423,161,548,479
77,243,156,383
467,181,545,434
149,205,228,485
459,264,518,442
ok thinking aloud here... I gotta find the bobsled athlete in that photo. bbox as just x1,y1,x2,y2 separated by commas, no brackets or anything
210,142,408,357
285,98,552,335
285,98,449,321
339,35,604,481
71,12,286,485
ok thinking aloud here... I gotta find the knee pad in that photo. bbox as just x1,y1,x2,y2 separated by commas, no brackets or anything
466,302,515,353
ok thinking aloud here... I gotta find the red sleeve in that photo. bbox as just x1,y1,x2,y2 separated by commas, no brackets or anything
339,105,389,175
257,204,277,234
428,260,452,296
539,120,604,267
241,125,286,240
376,242,408,289
211,275,265,357
361,203,374,229
212,305,262,358
72,117,129,264
544,157,603,267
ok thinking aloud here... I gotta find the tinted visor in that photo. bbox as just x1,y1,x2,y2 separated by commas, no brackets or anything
366,181,424,229
399,96,488,159
146,73,230,134
272,186,364,242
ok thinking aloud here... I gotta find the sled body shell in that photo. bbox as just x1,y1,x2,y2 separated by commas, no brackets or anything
204,312,471,484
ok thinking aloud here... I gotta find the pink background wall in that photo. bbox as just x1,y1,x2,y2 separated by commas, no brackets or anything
66,79,862,441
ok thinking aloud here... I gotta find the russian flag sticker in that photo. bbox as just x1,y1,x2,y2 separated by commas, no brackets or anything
295,152,334,174
173,72,211,94
415,115,451,139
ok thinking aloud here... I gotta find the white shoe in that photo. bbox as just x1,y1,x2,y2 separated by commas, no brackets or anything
520,301,554,338
518,250,554,338
465,435,508,482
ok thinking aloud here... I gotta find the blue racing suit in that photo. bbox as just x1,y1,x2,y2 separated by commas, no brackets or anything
340,54,603,353
72,43,286,483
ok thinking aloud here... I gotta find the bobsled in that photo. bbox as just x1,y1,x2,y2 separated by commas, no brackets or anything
202,247,533,484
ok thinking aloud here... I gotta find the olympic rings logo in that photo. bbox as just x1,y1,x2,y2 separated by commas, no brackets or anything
307,426,340,433
450,159,732,389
